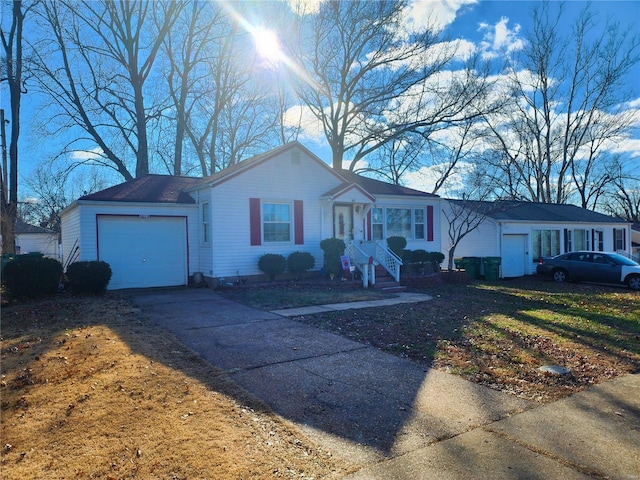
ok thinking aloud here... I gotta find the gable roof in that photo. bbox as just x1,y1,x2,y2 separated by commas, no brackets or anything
79,175,201,204
16,218,55,235
336,170,438,198
449,200,629,224
191,141,344,189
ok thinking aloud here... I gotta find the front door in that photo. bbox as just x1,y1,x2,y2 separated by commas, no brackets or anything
334,204,353,242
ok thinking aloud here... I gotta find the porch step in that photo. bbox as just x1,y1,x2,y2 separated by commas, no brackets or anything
371,265,405,292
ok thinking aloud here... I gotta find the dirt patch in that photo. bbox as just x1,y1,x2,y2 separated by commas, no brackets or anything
1,294,353,479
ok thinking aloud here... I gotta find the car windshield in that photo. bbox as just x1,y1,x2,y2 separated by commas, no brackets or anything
608,253,639,266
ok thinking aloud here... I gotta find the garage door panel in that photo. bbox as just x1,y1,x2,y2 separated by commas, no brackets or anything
98,216,187,289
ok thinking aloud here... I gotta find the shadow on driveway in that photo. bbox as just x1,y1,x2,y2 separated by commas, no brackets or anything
130,288,533,465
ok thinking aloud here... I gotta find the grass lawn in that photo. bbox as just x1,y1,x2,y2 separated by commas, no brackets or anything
2,275,637,477
0,294,352,479
220,275,640,403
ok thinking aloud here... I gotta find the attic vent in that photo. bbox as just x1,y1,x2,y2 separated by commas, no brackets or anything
292,150,300,165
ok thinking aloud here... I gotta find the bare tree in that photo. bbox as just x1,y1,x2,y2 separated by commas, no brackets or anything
162,1,219,176
19,162,108,234
1,0,36,254
443,199,493,271
179,14,281,175
289,0,491,171
602,158,640,223
33,0,183,181
482,2,640,207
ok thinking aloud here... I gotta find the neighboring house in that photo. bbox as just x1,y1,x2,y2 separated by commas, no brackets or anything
632,223,640,262
443,200,633,278
0,219,60,259
60,142,440,289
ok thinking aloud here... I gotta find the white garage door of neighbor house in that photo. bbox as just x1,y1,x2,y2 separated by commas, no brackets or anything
98,216,188,289
501,234,527,278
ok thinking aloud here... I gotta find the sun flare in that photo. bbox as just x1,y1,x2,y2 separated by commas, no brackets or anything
252,27,283,64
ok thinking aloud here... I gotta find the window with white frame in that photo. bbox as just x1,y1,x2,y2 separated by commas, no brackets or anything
386,208,412,238
263,203,291,242
532,229,560,262
372,207,428,241
594,230,604,251
414,208,425,240
372,208,384,240
572,229,590,251
614,228,625,251
201,202,210,243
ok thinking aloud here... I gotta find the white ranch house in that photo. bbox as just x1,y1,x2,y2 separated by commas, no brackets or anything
60,142,633,289
60,143,440,289
443,200,632,277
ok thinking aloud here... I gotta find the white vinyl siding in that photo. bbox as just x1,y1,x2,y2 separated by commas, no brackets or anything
209,149,339,278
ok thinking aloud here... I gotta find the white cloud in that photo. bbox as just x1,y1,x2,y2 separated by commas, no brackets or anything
404,0,478,34
284,0,323,15
70,148,104,161
283,105,325,142
478,17,524,59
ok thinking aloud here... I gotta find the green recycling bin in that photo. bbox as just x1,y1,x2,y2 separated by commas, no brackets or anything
462,256,481,279
483,256,501,280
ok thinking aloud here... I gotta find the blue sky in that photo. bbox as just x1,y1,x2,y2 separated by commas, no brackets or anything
291,0,640,164
9,0,640,195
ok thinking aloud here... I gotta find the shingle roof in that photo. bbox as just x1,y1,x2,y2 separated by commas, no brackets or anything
336,170,438,198
16,218,55,234
79,175,201,204
449,200,628,223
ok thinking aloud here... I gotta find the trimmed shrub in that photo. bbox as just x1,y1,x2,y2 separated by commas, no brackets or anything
411,249,430,264
66,261,112,294
427,251,445,270
287,251,315,277
258,253,287,281
2,255,62,299
320,238,346,279
386,236,407,259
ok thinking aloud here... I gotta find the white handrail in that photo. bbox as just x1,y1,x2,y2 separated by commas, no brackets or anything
345,241,372,287
346,240,403,285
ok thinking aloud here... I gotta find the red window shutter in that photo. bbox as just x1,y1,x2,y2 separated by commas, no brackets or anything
249,198,261,246
367,210,372,240
294,200,304,245
427,205,434,241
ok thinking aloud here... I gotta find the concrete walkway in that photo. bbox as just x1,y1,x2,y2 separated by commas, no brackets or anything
271,291,433,317
130,288,640,478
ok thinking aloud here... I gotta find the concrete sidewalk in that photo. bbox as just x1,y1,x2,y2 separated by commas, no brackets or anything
130,288,640,478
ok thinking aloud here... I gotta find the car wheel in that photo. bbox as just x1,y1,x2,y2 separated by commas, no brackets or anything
552,269,567,283
627,274,640,291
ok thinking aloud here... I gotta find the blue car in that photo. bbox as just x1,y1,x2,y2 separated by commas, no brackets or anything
537,251,640,291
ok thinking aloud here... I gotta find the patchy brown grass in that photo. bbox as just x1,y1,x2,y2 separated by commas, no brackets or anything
223,275,640,404
0,294,353,479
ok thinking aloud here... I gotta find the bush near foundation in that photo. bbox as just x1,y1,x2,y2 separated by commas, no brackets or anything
287,251,315,277
258,254,287,281
2,254,62,299
320,238,346,279
66,261,112,294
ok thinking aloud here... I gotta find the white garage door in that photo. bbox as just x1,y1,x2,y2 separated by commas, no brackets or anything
501,234,527,277
98,216,188,289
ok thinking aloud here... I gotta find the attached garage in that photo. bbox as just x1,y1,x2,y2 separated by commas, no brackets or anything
97,215,188,289
60,175,201,290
